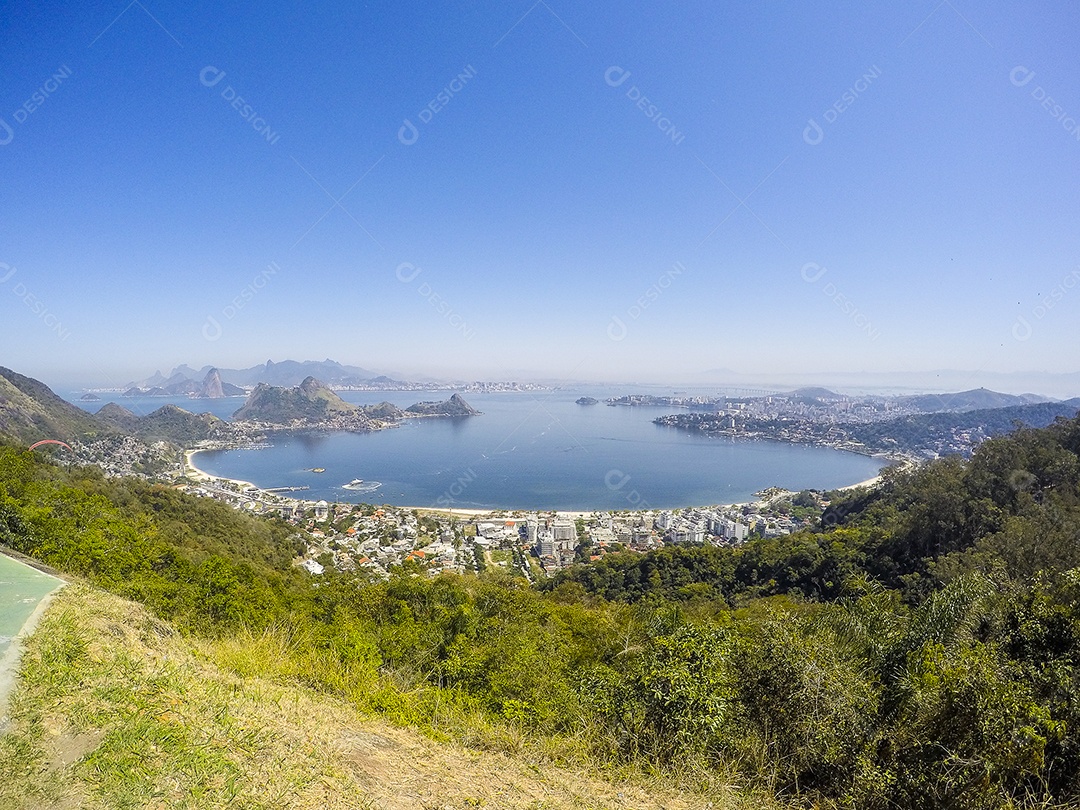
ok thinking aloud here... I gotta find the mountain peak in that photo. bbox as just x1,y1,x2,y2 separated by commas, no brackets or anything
232,378,363,425
198,368,225,399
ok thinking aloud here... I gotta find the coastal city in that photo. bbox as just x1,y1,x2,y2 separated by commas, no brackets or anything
632,389,1080,459
179,451,833,580
40,368,1078,586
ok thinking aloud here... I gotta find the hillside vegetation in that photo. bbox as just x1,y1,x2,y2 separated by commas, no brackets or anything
0,367,113,444
2,413,1080,807
0,585,733,810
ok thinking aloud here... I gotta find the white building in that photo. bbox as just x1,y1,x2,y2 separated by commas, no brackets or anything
301,558,325,575
552,520,575,541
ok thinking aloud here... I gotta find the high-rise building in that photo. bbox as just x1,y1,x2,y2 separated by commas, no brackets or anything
537,530,556,557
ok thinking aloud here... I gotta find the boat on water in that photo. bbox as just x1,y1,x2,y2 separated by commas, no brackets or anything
342,478,382,492
310,468,325,473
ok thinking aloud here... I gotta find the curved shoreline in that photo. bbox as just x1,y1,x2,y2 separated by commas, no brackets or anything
184,448,308,502
185,448,257,491
183,445,890,516
837,474,883,491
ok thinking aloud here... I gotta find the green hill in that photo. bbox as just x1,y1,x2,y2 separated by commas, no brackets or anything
362,400,405,420
133,403,226,443
0,367,115,444
92,401,139,433
232,376,370,425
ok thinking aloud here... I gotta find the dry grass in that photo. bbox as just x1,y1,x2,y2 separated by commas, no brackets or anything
0,584,771,810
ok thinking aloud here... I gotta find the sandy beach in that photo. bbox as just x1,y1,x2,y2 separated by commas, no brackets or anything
183,449,253,488
183,449,212,481
836,474,883,491
835,456,912,492
184,449,301,501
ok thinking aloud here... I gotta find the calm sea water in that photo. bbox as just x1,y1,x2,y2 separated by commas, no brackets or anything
72,387,884,511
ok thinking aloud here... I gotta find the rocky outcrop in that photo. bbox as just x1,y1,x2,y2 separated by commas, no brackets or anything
404,393,480,417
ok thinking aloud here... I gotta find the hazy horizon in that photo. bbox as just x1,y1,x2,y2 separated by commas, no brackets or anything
3,2,1078,389
28,357,1080,402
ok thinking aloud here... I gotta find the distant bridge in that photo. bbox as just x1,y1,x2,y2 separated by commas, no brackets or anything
715,387,785,398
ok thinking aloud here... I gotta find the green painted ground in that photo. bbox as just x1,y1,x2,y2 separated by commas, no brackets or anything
0,553,63,653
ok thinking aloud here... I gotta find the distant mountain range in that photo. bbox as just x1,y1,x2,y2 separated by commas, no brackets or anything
124,359,388,394
2,360,1075,459
787,386,1059,412
0,367,480,447
892,388,1055,412
698,368,1080,400
122,367,246,399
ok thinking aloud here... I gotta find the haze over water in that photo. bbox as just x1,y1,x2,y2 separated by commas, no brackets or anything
76,388,885,511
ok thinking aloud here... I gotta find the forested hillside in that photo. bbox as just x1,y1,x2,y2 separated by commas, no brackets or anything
3,415,1080,807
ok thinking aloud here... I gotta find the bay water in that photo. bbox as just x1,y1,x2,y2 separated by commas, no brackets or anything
73,387,884,511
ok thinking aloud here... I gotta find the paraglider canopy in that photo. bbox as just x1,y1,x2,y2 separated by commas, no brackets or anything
28,439,73,452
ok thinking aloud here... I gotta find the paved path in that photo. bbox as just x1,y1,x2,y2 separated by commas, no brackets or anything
0,552,65,728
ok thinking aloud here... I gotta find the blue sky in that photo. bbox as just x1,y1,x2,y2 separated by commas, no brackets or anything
2,1,1079,389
